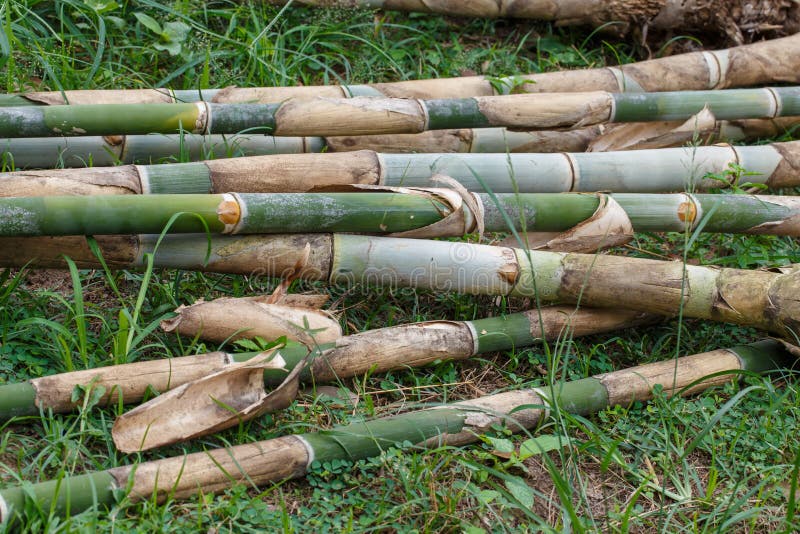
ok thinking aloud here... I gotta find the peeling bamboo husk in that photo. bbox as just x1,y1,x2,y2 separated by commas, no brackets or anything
1,87,798,138
4,233,800,337
5,140,800,197
3,191,800,243
268,1,800,44
161,297,341,345
0,305,650,421
0,339,791,523
4,36,799,106
3,115,798,169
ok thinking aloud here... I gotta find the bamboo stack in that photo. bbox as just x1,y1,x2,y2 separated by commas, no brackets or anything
2,14,800,526
0,339,792,523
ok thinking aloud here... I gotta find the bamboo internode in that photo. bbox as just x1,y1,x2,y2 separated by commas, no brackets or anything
3,234,799,337
3,36,798,105
0,339,790,523
2,191,800,240
0,88,798,138
4,142,799,196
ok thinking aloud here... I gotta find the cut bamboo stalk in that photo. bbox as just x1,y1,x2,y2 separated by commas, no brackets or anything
1,87,798,138
5,36,800,105
3,115,798,169
267,1,800,43
4,141,799,197
3,234,799,337
0,339,791,523
0,305,651,420
2,191,800,240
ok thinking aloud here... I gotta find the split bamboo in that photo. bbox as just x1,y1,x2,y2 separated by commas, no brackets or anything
0,339,791,523
0,87,797,138
4,36,799,105
4,141,799,197
1,191,800,241
268,1,800,44
3,116,798,169
0,305,652,424
3,234,799,337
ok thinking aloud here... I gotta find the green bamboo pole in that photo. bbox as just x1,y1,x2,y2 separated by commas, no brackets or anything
3,233,799,337
4,36,799,105
1,191,800,238
0,305,651,422
268,1,800,43
3,115,799,169
5,141,799,196
0,339,791,523
0,88,798,138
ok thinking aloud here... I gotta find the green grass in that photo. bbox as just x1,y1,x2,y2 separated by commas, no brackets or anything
1,1,800,532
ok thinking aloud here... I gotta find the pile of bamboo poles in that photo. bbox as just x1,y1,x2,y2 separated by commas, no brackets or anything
1,26,800,525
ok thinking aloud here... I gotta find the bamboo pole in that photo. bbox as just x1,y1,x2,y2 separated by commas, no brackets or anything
3,234,799,337
0,87,798,138
0,305,652,422
0,339,791,523
2,191,800,240
4,141,799,197
4,36,799,106
3,115,798,169
268,1,800,43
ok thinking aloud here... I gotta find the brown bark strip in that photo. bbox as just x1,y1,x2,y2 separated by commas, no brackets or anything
211,85,346,102
161,298,342,345
599,349,741,405
108,435,309,502
204,151,381,193
588,108,719,152
203,234,333,280
522,307,659,339
439,389,546,446
31,352,231,412
309,321,474,382
768,142,800,189
23,88,174,105
0,166,143,197
476,92,613,129
274,97,426,136
0,235,139,268
325,129,474,153
557,254,688,317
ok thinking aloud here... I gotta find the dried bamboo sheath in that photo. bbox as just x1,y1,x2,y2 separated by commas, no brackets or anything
4,142,799,196
0,339,790,523
1,88,798,138
4,36,799,106
3,115,799,169
4,234,799,337
3,191,800,238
